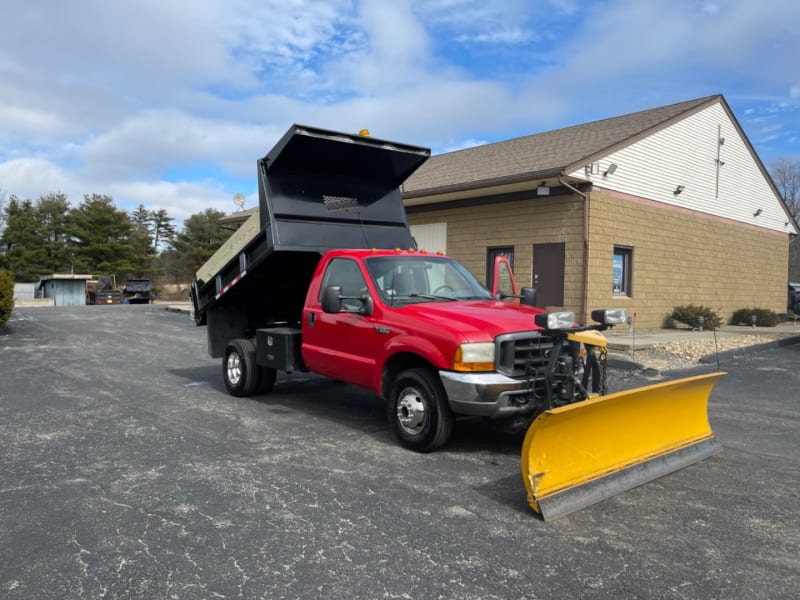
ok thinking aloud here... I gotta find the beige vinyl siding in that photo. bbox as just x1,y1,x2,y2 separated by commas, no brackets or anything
410,222,447,253
569,102,791,235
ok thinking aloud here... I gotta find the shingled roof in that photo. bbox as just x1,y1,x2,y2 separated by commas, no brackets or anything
402,95,721,198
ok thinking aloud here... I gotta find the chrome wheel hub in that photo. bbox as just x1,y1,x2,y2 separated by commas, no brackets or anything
396,387,427,435
226,352,242,386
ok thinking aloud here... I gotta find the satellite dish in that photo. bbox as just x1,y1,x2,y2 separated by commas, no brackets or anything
233,193,245,210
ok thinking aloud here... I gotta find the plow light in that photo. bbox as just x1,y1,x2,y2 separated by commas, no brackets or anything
535,311,576,330
591,308,628,325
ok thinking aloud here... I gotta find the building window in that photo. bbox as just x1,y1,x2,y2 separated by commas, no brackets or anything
612,246,633,296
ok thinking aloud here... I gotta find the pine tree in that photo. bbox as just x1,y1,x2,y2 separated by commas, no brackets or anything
69,194,136,277
0,196,47,281
128,204,156,276
36,193,74,274
169,208,227,280
150,208,176,253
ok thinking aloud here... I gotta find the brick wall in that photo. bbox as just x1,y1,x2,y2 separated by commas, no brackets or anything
588,191,789,327
407,192,585,308
407,189,789,328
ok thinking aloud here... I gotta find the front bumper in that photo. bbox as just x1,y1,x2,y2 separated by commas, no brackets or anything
438,370,537,418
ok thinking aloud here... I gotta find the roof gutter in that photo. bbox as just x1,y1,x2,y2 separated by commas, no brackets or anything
403,168,564,200
558,175,590,324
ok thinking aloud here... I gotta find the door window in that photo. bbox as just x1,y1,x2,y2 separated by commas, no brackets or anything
319,258,368,309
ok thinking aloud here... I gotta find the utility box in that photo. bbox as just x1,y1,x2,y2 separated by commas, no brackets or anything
256,327,303,372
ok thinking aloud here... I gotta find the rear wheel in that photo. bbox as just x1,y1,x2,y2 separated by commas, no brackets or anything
388,368,454,452
223,339,260,397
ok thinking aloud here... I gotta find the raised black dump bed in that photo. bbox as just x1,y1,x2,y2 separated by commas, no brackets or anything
190,125,430,354
124,279,153,304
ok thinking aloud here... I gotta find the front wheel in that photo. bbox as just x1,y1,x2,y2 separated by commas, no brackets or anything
223,339,260,397
387,368,454,452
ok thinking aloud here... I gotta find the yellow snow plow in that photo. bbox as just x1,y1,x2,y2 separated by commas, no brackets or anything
520,312,725,521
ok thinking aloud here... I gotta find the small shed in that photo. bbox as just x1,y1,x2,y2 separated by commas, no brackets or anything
38,274,93,306
13,283,36,301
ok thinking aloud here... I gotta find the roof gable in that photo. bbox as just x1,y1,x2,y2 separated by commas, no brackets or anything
403,95,719,197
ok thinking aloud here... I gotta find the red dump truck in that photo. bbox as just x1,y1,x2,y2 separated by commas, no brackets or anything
190,125,724,520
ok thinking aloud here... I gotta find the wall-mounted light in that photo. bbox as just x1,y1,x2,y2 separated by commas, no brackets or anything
674,185,685,195
753,208,763,217
719,137,725,145
603,163,618,176
536,182,550,196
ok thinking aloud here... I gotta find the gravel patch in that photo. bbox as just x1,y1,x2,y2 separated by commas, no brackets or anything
611,330,800,372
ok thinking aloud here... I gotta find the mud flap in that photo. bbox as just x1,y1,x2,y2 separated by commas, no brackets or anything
522,372,725,521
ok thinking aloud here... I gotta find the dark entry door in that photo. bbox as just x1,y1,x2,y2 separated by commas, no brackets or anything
533,243,565,306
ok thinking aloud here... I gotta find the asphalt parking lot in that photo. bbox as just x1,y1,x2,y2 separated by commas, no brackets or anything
1,306,798,599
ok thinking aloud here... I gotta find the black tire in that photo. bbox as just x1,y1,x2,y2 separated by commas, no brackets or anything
223,339,260,397
387,368,454,452
257,366,277,394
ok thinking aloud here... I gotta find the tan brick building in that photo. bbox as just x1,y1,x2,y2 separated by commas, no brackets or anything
402,95,799,328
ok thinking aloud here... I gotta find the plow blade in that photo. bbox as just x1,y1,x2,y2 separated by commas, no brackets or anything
522,372,725,521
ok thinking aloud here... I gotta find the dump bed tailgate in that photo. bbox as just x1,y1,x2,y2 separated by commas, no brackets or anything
191,125,431,321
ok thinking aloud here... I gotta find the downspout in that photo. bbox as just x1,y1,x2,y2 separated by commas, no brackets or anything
558,176,590,324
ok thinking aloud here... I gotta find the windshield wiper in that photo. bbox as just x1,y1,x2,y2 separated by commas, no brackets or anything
408,293,458,301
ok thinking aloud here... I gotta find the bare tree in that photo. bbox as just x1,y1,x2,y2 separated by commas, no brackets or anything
770,158,800,222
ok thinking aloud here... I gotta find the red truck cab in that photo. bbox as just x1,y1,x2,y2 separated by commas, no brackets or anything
300,248,559,451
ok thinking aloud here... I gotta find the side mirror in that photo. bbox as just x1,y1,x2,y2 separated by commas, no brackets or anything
359,295,374,317
321,285,343,313
322,285,374,316
520,287,537,307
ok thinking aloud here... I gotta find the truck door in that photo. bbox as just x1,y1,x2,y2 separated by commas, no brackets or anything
491,255,518,298
302,257,381,389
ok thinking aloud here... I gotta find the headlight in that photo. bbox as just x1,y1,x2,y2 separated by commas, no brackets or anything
534,311,576,330
453,342,495,371
591,308,628,325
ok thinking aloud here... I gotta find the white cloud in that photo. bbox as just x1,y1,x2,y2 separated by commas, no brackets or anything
2,0,800,227
0,157,230,224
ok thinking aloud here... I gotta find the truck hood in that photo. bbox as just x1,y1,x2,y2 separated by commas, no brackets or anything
397,300,545,342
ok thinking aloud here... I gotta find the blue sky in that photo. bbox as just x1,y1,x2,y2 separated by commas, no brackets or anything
1,0,799,224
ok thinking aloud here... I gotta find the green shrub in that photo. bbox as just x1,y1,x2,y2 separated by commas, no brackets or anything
0,269,14,327
730,307,780,327
668,304,722,329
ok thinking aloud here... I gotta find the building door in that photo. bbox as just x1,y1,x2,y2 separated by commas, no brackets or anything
533,243,565,307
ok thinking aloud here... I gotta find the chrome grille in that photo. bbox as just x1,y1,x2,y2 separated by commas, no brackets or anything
496,332,568,378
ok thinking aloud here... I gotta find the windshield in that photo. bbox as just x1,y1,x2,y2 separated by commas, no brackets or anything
364,255,493,305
